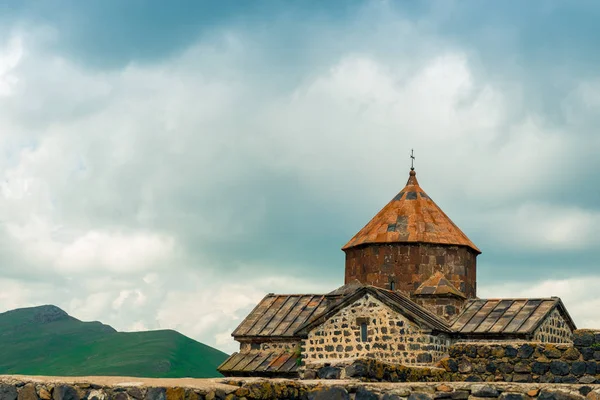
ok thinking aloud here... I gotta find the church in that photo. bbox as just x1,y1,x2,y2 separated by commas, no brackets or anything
218,166,576,378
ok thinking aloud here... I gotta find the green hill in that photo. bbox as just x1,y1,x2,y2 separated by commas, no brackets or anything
0,305,228,378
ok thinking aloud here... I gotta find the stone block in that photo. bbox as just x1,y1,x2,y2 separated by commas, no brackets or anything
451,391,470,400
513,374,533,383
382,395,405,400
518,344,535,359
356,387,379,400
409,393,433,400
514,361,531,373
470,385,500,398
574,331,595,347
544,346,562,359
538,390,586,400
500,394,529,400
562,347,581,361
550,361,570,376
53,386,79,400
308,387,349,400
491,348,506,359
145,389,166,400
585,362,597,375
345,362,367,378
317,366,341,379
459,360,473,373
581,348,595,361
0,385,17,400
17,384,38,400
505,346,518,358
579,376,596,384
571,362,588,376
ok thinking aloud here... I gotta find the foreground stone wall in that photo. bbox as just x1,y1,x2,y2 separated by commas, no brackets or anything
1,375,600,400
304,293,450,366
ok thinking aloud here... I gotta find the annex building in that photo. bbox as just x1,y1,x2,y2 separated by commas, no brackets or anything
218,168,576,378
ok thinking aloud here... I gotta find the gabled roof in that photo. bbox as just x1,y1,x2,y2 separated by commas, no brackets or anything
231,283,451,340
451,297,577,337
292,285,452,336
342,169,481,254
218,350,300,377
414,272,466,298
232,294,342,338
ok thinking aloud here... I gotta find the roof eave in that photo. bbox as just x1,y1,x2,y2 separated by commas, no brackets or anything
342,240,481,254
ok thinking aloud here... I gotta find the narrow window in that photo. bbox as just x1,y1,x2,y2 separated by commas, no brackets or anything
360,323,368,342
390,281,396,291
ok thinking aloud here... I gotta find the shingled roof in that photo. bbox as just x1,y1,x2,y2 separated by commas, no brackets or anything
342,169,480,253
451,298,576,338
217,350,300,377
231,283,452,340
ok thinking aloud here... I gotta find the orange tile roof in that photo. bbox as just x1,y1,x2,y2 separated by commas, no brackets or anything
342,169,481,253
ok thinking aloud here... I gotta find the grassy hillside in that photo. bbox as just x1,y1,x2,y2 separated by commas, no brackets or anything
0,305,228,378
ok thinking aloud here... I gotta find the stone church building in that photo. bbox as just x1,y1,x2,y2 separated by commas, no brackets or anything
218,168,576,377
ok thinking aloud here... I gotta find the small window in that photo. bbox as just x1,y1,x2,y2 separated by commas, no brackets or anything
360,322,368,342
390,281,396,291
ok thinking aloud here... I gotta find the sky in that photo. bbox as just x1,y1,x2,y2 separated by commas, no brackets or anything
0,0,599,354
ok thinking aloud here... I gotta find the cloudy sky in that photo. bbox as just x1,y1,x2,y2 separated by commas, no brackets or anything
1,1,599,354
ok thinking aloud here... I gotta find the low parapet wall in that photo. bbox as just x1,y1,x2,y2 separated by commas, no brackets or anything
303,330,600,384
1,375,600,400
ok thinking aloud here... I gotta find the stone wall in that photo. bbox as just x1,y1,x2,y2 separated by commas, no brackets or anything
2,375,600,400
412,295,466,322
344,243,477,298
239,340,300,353
304,293,450,366
533,309,574,344
439,330,600,384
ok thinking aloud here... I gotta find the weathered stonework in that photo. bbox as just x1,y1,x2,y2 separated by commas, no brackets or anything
533,309,573,344
239,340,300,353
2,375,600,400
304,293,450,365
413,295,466,321
344,244,477,298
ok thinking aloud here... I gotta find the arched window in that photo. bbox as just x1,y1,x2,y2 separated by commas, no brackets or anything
390,280,396,291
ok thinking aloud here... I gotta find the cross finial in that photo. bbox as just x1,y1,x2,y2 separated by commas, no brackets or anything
410,149,415,171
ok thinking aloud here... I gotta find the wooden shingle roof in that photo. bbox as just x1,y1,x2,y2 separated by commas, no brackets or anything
451,298,576,337
343,169,481,253
232,284,452,340
217,350,299,377
231,294,343,338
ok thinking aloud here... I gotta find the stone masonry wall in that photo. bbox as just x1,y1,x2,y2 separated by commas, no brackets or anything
533,309,574,343
239,340,300,353
439,330,600,384
304,293,450,365
345,243,477,298
413,296,466,322
2,375,600,400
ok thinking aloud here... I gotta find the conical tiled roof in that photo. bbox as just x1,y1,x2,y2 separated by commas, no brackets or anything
342,169,480,253
414,272,466,298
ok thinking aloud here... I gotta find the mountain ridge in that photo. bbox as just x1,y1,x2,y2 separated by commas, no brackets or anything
0,305,228,378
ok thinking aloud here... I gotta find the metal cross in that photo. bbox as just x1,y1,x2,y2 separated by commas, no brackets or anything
410,149,415,171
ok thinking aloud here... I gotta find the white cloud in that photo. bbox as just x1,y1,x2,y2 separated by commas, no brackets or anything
0,36,22,96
